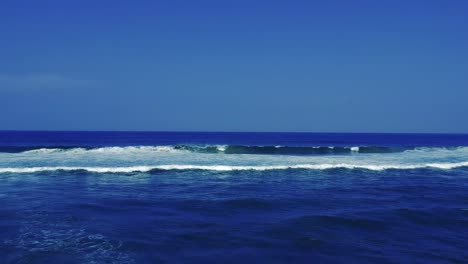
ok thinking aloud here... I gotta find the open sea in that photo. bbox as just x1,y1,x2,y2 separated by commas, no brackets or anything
1,131,468,263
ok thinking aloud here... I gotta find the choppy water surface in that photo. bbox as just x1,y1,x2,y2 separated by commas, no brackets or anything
1,132,468,263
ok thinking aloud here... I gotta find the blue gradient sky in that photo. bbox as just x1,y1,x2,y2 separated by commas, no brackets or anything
1,0,467,132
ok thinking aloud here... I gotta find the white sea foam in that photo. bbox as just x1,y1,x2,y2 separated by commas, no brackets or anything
216,145,227,152
23,146,185,155
15,145,468,156
409,146,468,153
23,148,79,154
1,161,468,173
351,147,360,152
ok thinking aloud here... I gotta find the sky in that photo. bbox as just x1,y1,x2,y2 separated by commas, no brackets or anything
0,0,467,133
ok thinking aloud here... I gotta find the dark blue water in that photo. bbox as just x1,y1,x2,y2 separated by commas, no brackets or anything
1,132,468,263
2,131,468,148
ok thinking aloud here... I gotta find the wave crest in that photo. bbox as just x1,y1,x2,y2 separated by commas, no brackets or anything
1,162,468,173
1,145,420,155
22,146,183,154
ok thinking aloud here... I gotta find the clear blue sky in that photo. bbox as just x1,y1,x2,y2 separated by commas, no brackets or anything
1,0,467,132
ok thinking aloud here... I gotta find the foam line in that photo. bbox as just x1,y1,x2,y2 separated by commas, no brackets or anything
3,145,467,155
1,162,468,173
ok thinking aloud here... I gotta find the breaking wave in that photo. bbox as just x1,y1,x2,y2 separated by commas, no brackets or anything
22,146,181,154
1,161,468,173
3,145,465,155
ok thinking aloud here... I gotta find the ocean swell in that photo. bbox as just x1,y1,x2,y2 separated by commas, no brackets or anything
0,145,427,155
1,161,468,173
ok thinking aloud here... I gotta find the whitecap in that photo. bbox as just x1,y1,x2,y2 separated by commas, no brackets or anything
1,161,468,173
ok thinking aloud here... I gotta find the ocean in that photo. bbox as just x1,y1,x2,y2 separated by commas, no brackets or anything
1,131,468,263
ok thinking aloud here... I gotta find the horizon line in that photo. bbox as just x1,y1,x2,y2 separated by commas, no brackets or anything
0,130,467,135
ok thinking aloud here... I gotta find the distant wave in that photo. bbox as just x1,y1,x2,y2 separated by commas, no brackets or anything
21,146,180,154
1,162,468,173
0,145,417,155
173,145,411,154
2,145,468,156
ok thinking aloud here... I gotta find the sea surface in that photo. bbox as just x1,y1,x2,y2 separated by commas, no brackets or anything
1,131,468,263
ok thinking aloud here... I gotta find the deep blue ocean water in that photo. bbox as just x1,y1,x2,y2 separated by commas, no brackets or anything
1,131,468,263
